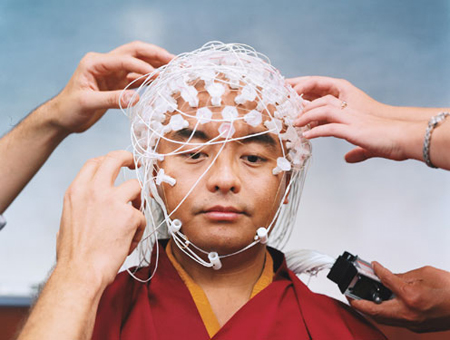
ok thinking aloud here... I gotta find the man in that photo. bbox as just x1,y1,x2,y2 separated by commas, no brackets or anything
91,43,386,339
18,43,386,339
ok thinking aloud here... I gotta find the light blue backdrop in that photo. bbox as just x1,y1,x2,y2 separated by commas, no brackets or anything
0,0,449,300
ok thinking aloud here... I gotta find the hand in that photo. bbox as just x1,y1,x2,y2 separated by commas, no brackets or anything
56,150,146,288
287,76,388,118
50,41,174,134
287,75,439,122
294,94,426,163
350,262,450,333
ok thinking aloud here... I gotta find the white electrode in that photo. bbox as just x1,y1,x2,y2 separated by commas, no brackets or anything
208,252,222,270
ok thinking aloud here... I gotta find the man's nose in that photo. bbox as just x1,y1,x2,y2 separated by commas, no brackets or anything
205,152,241,194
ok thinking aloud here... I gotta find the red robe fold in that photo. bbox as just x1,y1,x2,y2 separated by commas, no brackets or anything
92,241,386,339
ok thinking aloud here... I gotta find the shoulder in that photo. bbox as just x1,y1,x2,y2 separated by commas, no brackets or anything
288,268,387,339
92,267,152,338
269,247,386,339
99,267,151,309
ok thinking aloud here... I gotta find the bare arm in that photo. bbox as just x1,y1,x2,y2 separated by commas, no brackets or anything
17,151,146,340
0,41,173,214
0,100,68,213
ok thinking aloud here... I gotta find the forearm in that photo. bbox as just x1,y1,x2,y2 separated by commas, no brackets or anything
381,105,449,121
17,264,105,340
0,98,69,213
375,106,450,169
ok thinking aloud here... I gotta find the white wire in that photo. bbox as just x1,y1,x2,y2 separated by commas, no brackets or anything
285,249,335,276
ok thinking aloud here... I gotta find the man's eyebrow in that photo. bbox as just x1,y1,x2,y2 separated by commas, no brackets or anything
240,133,278,149
171,128,278,149
171,128,209,141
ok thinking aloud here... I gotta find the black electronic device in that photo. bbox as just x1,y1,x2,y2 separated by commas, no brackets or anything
327,251,394,304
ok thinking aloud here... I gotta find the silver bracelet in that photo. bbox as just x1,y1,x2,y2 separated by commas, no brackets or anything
423,111,450,168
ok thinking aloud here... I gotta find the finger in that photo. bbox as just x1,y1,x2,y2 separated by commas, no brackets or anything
131,195,142,213
286,76,309,86
126,72,159,88
111,41,174,67
89,54,155,78
288,76,341,101
84,90,140,110
286,76,310,91
303,94,343,112
309,120,319,129
126,73,147,88
301,123,350,140
116,179,142,203
95,150,136,186
371,261,406,297
128,212,146,255
295,106,346,128
71,157,104,186
344,147,375,163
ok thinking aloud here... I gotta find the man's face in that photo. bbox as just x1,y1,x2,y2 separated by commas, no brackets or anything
156,106,288,254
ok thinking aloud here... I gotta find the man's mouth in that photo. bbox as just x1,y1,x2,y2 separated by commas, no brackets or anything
201,205,245,222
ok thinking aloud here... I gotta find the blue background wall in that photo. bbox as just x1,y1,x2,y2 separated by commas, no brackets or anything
0,0,449,300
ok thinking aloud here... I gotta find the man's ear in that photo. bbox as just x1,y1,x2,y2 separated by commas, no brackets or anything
283,172,292,204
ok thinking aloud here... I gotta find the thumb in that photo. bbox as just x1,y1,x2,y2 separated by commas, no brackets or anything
128,213,146,255
344,147,374,163
372,261,405,297
86,90,140,110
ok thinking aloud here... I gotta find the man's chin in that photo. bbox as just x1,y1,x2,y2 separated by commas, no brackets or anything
187,234,255,255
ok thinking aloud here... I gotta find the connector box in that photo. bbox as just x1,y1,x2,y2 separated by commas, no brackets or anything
327,251,393,303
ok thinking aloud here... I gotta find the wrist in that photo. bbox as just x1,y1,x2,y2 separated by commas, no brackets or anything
52,262,108,301
39,95,74,139
30,97,72,145
397,120,428,162
377,103,407,120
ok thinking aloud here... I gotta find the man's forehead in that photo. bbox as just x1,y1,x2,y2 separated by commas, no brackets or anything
168,125,280,150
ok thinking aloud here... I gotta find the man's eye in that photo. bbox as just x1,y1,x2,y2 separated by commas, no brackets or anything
243,155,265,163
190,152,202,159
184,152,206,160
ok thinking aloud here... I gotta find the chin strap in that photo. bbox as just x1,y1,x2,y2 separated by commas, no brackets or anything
169,218,270,271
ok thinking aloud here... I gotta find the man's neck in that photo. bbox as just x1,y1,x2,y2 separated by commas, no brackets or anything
171,241,267,326
171,241,266,288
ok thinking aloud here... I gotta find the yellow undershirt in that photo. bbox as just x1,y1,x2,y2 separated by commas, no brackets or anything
166,241,274,338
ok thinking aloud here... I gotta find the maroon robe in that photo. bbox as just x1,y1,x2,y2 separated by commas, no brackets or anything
92,241,386,339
